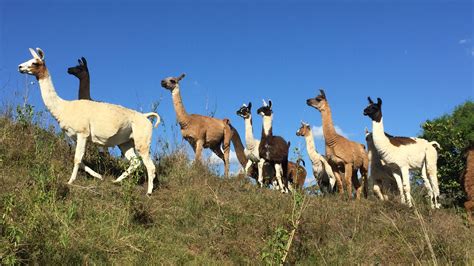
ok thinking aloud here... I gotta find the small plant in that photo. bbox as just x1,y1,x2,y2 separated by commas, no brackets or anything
16,104,34,127
261,189,309,264
261,226,290,264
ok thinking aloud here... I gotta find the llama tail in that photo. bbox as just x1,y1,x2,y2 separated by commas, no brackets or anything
430,141,441,150
228,123,248,168
143,112,161,128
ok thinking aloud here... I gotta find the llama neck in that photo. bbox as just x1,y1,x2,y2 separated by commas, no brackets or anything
244,115,257,150
262,115,273,137
171,87,190,126
304,130,320,163
372,118,392,151
320,104,338,146
37,71,65,120
78,74,91,100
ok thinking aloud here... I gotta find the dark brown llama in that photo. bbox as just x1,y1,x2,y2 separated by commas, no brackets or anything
257,100,290,193
67,57,91,100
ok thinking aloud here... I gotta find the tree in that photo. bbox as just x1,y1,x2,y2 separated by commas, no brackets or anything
419,101,474,207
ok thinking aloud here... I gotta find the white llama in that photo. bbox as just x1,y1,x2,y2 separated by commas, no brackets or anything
18,48,160,195
363,97,441,208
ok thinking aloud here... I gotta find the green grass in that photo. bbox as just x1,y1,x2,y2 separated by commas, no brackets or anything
0,117,473,264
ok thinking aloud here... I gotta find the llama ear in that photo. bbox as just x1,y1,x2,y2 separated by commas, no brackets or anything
177,73,186,81
377,97,382,106
268,100,272,108
262,99,267,107
364,127,369,134
81,57,87,66
319,89,326,99
29,48,40,59
368,97,373,104
78,59,82,65
248,102,252,110
36,48,45,60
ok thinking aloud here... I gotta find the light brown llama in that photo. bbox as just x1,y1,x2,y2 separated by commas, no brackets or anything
161,74,247,176
307,89,368,199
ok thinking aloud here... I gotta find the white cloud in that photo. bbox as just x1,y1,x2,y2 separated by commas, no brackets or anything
208,150,239,165
311,125,348,139
459,39,468,44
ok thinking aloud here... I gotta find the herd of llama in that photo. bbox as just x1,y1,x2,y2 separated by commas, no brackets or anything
16,48,472,218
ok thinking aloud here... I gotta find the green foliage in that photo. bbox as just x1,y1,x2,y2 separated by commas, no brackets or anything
16,104,34,127
420,101,474,207
261,226,290,264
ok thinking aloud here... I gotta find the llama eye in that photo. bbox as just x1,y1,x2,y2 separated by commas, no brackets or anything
170,80,176,84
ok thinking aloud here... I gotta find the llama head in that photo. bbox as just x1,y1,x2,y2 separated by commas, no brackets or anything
18,48,47,79
236,102,252,119
306,89,328,111
363,97,383,122
67,57,89,79
296,122,311,137
256,99,272,117
161,73,186,91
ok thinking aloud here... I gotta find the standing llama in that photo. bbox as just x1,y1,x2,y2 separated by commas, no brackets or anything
462,146,473,223
365,128,399,200
67,57,92,100
19,48,160,195
161,74,247,176
236,103,307,189
306,89,368,199
296,121,336,194
236,102,260,175
256,100,290,193
363,97,441,208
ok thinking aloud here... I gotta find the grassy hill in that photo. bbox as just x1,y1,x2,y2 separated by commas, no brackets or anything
0,116,473,264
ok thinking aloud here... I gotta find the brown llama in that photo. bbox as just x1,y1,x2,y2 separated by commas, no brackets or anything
67,57,91,100
287,159,307,190
463,145,474,223
161,74,247,177
307,89,368,199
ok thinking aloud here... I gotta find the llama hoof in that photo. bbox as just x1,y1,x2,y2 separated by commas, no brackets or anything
112,179,122,183
146,193,152,197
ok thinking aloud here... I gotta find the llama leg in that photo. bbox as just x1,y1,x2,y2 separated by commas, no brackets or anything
333,170,344,195
140,153,156,195
222,143,231,177
321,158,336,190
344,164,354,199
68,135,88,184
244,160,253,176
194,139,204,162
114,143,141,183
222,124,232,177
401,167,412,207
211,145,229,176
421,164,435,209
425,151,441,209
393,171,405,205
257,159,265,187
465,200,474,224
274,163,287,193
80,163,103,180
373,177,385,200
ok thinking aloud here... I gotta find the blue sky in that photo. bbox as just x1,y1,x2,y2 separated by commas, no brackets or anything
1,0,472,182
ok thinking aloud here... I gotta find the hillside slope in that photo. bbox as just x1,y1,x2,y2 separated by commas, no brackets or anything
0,117,472,264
